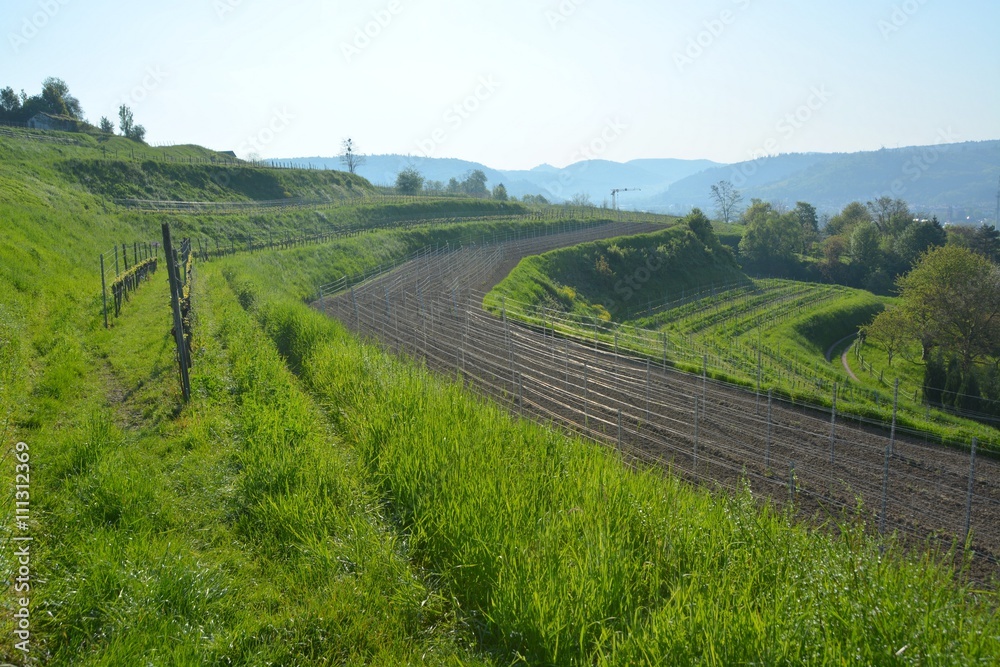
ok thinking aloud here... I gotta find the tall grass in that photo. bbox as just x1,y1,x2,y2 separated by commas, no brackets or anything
240,281,999,666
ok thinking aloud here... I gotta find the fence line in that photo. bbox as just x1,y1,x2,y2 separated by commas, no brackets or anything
100,241,160,327
317,238,1000,580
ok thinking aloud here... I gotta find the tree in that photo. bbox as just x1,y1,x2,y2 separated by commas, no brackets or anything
709,180,743,224
686,208,714,245
117,105,146,142
118,105,134,138
793,201,819,254
972,224,1000,263
424,180,445,194
896,245,1000,372
461,170,489,198
861,307,914,367
570,192,592,207
894,217,947,268
98,116,115,134
826,201,871,236
0,86,20,114
340,138,366,174
866,196,911,238
738,199,802,267
849,221,883,271
492,183,508,201
395,167,424,194
41,77,82,119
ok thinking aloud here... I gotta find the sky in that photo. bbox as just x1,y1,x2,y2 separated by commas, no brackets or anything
2,0,999,170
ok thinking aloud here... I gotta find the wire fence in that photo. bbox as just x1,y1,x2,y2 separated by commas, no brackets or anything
316,233,1000,582
99,241,159,327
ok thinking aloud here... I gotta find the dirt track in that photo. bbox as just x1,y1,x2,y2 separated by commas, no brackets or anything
316,225,1000,582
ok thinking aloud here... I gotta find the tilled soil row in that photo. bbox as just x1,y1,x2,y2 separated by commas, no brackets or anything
317,228,999,581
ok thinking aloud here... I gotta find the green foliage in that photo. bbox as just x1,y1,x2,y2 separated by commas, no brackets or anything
738,199,802,269
233,279,1000,666
394,166,424,194
491,224,738,321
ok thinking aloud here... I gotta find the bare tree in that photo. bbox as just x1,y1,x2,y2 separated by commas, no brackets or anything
709,180,743,225
340,137,366,174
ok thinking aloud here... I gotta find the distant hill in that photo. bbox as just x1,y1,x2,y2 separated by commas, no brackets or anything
642,141,1000,221
273,155,720,205
275,141,1000,222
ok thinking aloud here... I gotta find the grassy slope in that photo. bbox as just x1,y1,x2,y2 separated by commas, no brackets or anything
489,225,743,321
217,245,1000,666
489,228,999,447
0,130,998,664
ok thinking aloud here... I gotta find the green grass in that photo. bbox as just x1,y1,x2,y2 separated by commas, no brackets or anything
1,129,999,665
223,266,1000,666
488,231,999,450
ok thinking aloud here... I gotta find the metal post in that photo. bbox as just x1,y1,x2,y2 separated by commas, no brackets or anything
789,461,796,503
766,389,773,469
645,359,651,424
583,362,589,426
829,383,838,465
114,244,120,276
617,408,623,456
879,444,891,535
702,354,707,399
693,396,699,468
890,379,899,455
965,438,978,543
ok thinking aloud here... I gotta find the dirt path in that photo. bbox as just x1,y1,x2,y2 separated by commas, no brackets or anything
841,350,861,382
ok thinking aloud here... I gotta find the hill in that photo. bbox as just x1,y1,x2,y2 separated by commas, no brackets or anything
274,154,721,204
644,140,1000,219
1,126,998,665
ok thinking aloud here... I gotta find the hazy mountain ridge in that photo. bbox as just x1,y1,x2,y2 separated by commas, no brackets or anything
645,141,1000,220
275,140,999,221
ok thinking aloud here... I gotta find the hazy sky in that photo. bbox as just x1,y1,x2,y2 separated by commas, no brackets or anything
3,0,998,169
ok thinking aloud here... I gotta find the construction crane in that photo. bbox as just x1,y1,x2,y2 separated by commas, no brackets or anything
611,188,641,211
995,175,999,228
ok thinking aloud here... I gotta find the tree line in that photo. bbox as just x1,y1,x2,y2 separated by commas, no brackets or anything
1,77,147,142
393,166,549,204
709,180,1000,422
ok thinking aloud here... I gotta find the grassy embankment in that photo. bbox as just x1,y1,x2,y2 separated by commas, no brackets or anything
487,226,998,449
0,129,998,664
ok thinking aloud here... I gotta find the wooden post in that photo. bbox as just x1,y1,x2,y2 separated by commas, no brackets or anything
100,254,109,329
162,223,191,402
